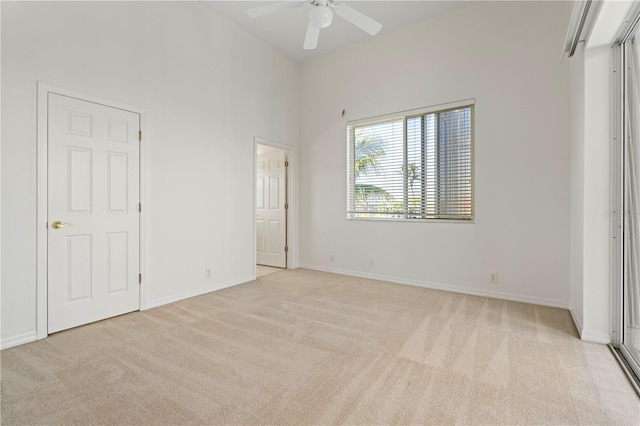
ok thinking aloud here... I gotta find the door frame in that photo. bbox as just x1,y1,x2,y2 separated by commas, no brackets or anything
36,82,146,340
253,137,298,276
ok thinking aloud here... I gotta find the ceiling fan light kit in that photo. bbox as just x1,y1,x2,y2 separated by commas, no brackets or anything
247,0,383,50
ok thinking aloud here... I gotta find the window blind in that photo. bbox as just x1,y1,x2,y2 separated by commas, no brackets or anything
347,103,474,221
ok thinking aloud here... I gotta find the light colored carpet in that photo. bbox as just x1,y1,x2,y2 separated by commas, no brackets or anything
256,265,282,277
2,268,639,425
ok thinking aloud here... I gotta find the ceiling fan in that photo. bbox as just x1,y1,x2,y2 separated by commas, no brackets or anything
246,0,383,50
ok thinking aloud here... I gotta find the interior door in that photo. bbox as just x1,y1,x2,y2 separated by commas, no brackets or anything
256,149,287,268
48,93,140,333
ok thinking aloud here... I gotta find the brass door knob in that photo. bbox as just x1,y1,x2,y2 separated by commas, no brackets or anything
51,221,73,229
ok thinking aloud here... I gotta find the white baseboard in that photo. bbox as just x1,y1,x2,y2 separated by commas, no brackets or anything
299,264,569,309
569,308,611,344
1,331,38,350
142,275,255,310
580,329,611,344
569,308,584,335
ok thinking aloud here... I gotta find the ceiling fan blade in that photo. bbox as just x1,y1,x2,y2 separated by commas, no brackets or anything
303,22,320,50
247,1,301,19
333,3,383,36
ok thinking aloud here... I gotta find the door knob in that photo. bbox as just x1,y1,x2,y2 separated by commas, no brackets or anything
51,221,73,229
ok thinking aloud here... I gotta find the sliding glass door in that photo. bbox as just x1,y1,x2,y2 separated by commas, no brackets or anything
620,19,640,381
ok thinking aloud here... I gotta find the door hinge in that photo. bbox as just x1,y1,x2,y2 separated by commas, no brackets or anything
284,246,289,253
285,203,289,210
139,130,142,141
138,273,142,284
285,160,289,167
138,203,142,212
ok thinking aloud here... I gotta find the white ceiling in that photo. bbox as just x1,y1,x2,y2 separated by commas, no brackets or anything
204,1,469,62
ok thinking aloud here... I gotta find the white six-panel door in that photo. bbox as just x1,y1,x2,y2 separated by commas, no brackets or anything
256,150,287,268
48,93,140,333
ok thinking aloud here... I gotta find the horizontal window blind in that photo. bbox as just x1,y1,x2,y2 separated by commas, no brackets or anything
347,103,473,221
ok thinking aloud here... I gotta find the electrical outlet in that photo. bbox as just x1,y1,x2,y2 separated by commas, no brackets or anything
329,254,334,263
490,273,498,284
369,259,374,268
205,269,212,279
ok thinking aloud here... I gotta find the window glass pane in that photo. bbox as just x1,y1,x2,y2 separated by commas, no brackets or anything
407,116,423,215
624,33,640,375
437,108,472,217
347,103,473,221
353,119,404,216
424,113,438,216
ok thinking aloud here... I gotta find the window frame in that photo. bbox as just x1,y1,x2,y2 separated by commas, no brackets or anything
346,99,475,223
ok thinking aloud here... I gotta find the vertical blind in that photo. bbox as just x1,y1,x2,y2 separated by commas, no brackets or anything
347,102,474,221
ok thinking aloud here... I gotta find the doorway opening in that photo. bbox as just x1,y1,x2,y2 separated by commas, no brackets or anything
256,142,289,276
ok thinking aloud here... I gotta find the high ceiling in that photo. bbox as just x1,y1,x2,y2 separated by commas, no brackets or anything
204,1,470,62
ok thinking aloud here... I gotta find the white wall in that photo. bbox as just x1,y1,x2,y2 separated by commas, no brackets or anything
299,1,573,307
581,45,614,342
570,43,586,333
569,43,612,343
1,1,300,347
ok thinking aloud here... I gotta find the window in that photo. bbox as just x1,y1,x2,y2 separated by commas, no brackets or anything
347,101,474,221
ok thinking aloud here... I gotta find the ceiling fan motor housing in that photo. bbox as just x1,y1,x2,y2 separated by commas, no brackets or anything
309,4,334,28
